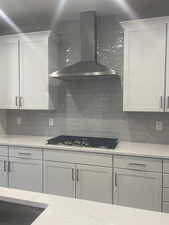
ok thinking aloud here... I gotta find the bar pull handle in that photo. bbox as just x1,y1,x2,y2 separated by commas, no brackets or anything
76,169,79,182
19,97,24,108
129,163,146,167
166,96,169,110
72,168,75,181
18,152,31,156
115,173,117,187
8,161,11,172
3,161,7,172
15,96,19,107
160,96,164,110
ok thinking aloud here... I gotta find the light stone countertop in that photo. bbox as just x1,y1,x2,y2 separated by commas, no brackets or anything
0,135,169,159
0,186,168,225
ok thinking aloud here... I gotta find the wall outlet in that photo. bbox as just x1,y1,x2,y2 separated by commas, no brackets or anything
17,117,22,125
155,121,163,131
49,118,54,127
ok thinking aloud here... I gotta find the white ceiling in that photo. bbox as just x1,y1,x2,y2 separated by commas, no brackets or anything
0,0,169,33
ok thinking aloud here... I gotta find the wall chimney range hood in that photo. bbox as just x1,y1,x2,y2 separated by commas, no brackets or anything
50,11,119,80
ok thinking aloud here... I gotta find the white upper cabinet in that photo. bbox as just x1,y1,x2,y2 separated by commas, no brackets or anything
0,31,58,110
0,36,19,109
165,30,169,112
121,17,169,112
122,20,167,112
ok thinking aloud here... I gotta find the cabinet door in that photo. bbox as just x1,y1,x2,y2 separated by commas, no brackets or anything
0,157,8,187
76,165,112,203
165,23,169,112
9,158,42,192
123,23,166,112
0,36,19,109
20,32,49,110
114,168,162,211
44,161,75,198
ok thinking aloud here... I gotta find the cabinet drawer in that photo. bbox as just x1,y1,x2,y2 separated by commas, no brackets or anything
114,156,162,172
163,188,169,202
163,160,169,173
9,146,42,160
163,202,169,213
0,146,8,156
44,150,112,167
163,174,169,188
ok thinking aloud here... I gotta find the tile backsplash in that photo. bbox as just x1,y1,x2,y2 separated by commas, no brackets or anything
5,16,169,144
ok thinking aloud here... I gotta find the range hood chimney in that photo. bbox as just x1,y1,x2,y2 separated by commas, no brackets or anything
51,11,119,80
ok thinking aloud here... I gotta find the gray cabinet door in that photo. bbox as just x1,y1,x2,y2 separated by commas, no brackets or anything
0,157,8,187
44,161,75,198
114,168,162,211
76,165,112,204
9,158,42,192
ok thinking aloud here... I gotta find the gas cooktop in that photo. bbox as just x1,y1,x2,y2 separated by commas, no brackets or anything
47,135,118,149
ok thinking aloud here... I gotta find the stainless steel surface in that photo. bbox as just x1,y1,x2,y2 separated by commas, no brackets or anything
8,161,11,172
72,168,75,181
15,96,19,107
50,11,118,79
167,96,169,109
3,160,7,172
115,173,117,187
18,152,32,156
19,97,22,107
128,163,146,167
0,200,44,225
76,169,79,182
160,96,164,110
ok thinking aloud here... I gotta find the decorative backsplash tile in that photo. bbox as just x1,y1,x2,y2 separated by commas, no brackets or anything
6,16,169,144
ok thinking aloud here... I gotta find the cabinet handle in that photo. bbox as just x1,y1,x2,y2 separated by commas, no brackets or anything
166,96,169,110
3,161,7,172
18,152,31,156
72,169,75,181
160,96,164,110
8,161,11,172
115,173,117,187
129,163,146,167
19,97,24,108
76,169,79,182
15,96,19,107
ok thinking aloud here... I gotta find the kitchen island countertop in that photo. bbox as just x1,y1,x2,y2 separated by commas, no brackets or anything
0,186,169,225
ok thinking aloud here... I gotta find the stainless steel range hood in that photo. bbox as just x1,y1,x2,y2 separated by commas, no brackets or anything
50,11,119,80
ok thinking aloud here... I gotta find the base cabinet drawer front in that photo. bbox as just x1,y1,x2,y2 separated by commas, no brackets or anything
163,202,169,213
44,150,112,167
76,165,112,204
163,160,169,173
9,146,42,160
113,168,162,211
0,146,8,157
114,156,162,172
0,156,8,187
9,158,42,192
163,174,169,188
44,161,75,198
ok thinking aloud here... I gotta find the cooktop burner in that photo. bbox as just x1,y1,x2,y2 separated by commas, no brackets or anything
47,135,118,149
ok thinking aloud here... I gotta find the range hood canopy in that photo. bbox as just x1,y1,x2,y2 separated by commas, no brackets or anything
51,11,119,80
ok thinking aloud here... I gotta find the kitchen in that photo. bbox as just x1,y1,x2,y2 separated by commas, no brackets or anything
0,0,169,224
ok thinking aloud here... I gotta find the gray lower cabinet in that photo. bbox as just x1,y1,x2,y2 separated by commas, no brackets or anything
8,157,42,192
113,156,162,211
113,168,162,211
0,156,8,187
76,164,112,203
44,160,112,203
44,161,75,197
